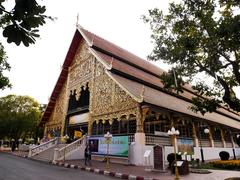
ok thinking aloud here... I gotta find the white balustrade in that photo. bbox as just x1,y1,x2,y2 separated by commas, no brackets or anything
28,137,59,157
53,135,86,162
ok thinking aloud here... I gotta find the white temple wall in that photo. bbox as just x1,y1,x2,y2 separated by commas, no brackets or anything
129,144,240,167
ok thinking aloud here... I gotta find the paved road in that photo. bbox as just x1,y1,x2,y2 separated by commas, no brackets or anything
0,153,116,180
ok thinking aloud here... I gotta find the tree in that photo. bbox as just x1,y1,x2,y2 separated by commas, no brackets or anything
0,95,41,142
143,0,240,114
0,44,10,90
0,0,52,90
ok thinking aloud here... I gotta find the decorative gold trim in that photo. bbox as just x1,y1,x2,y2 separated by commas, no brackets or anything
106,71,143,103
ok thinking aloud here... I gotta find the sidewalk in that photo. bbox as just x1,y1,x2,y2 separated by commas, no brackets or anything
64,159,240,180
2,149,240,180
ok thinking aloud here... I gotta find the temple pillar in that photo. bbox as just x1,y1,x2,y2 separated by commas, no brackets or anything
61,118,66,137
208,127,214,147
192,122,199,147
220,129,226,148
135,105,147,145
88,113,92,135
231,133,236,148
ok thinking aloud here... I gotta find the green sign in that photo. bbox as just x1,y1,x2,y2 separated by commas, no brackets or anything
89,136,129,157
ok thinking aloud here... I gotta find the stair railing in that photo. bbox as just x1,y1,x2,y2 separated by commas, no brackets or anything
28,137,59,157
53,135,86,162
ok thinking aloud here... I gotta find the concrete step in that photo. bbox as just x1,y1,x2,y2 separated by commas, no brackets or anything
30,144,66,162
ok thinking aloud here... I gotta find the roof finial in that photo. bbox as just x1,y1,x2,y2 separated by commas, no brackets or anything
76,13,79,27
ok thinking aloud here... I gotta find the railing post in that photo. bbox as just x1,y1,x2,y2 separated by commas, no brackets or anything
53,148,59,163
28,149,32,157
56,137,60,145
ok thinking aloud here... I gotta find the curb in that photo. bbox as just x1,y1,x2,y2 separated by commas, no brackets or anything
0,150,28,159
50,161,160,180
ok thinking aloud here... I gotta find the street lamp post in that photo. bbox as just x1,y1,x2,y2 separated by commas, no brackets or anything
199,128,209,163
167,127,180,180
104,131,112,170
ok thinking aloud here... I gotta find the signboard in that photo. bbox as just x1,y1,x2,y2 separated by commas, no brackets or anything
177,139,194,155
88,136,129,157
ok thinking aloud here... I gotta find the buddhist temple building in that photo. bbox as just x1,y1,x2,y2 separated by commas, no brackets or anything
40,25,240,165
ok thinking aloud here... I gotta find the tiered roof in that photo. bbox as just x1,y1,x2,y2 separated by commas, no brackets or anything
41,26,240,129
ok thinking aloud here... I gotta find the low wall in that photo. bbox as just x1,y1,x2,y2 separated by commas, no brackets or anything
129,144,240,167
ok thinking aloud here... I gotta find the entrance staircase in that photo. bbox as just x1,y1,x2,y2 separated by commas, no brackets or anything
30,144,65,162
28,136,86,163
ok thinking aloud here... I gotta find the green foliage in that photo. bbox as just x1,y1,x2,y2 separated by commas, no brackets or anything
209,160,240,170
0,43,11,90
0,0,52,46
143,0,240,113
0,0,52,90
0,95,41,141
160,69,185,94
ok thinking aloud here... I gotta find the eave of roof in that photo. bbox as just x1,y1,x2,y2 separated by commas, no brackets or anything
107,72,240,129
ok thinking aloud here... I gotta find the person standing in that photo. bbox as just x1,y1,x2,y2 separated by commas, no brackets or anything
84,145,91,166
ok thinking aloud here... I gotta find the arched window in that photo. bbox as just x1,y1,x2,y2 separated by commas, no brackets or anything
92,121,97,135
128,119,136,134
177,120,193,138
77,84,90,108
225,130,231,142
197,122,209,139
111,119,119,134
104,120,111,134
213,127,221,141
144,113,170,134
120,120,128,134
144,116,154,134
68,90,78,111
97,120,104,135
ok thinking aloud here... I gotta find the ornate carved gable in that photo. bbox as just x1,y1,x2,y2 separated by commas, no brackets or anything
46,81,68,131
91,61,138,120
68,41,95,93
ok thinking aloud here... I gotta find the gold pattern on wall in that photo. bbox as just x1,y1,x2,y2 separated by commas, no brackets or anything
68,41,94,91
45,81,68,132
91,61,138,122
45,39,138,133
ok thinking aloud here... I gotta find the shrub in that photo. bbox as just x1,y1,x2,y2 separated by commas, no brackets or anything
219,151,230,160
167,153,182,168
209,160,240,170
